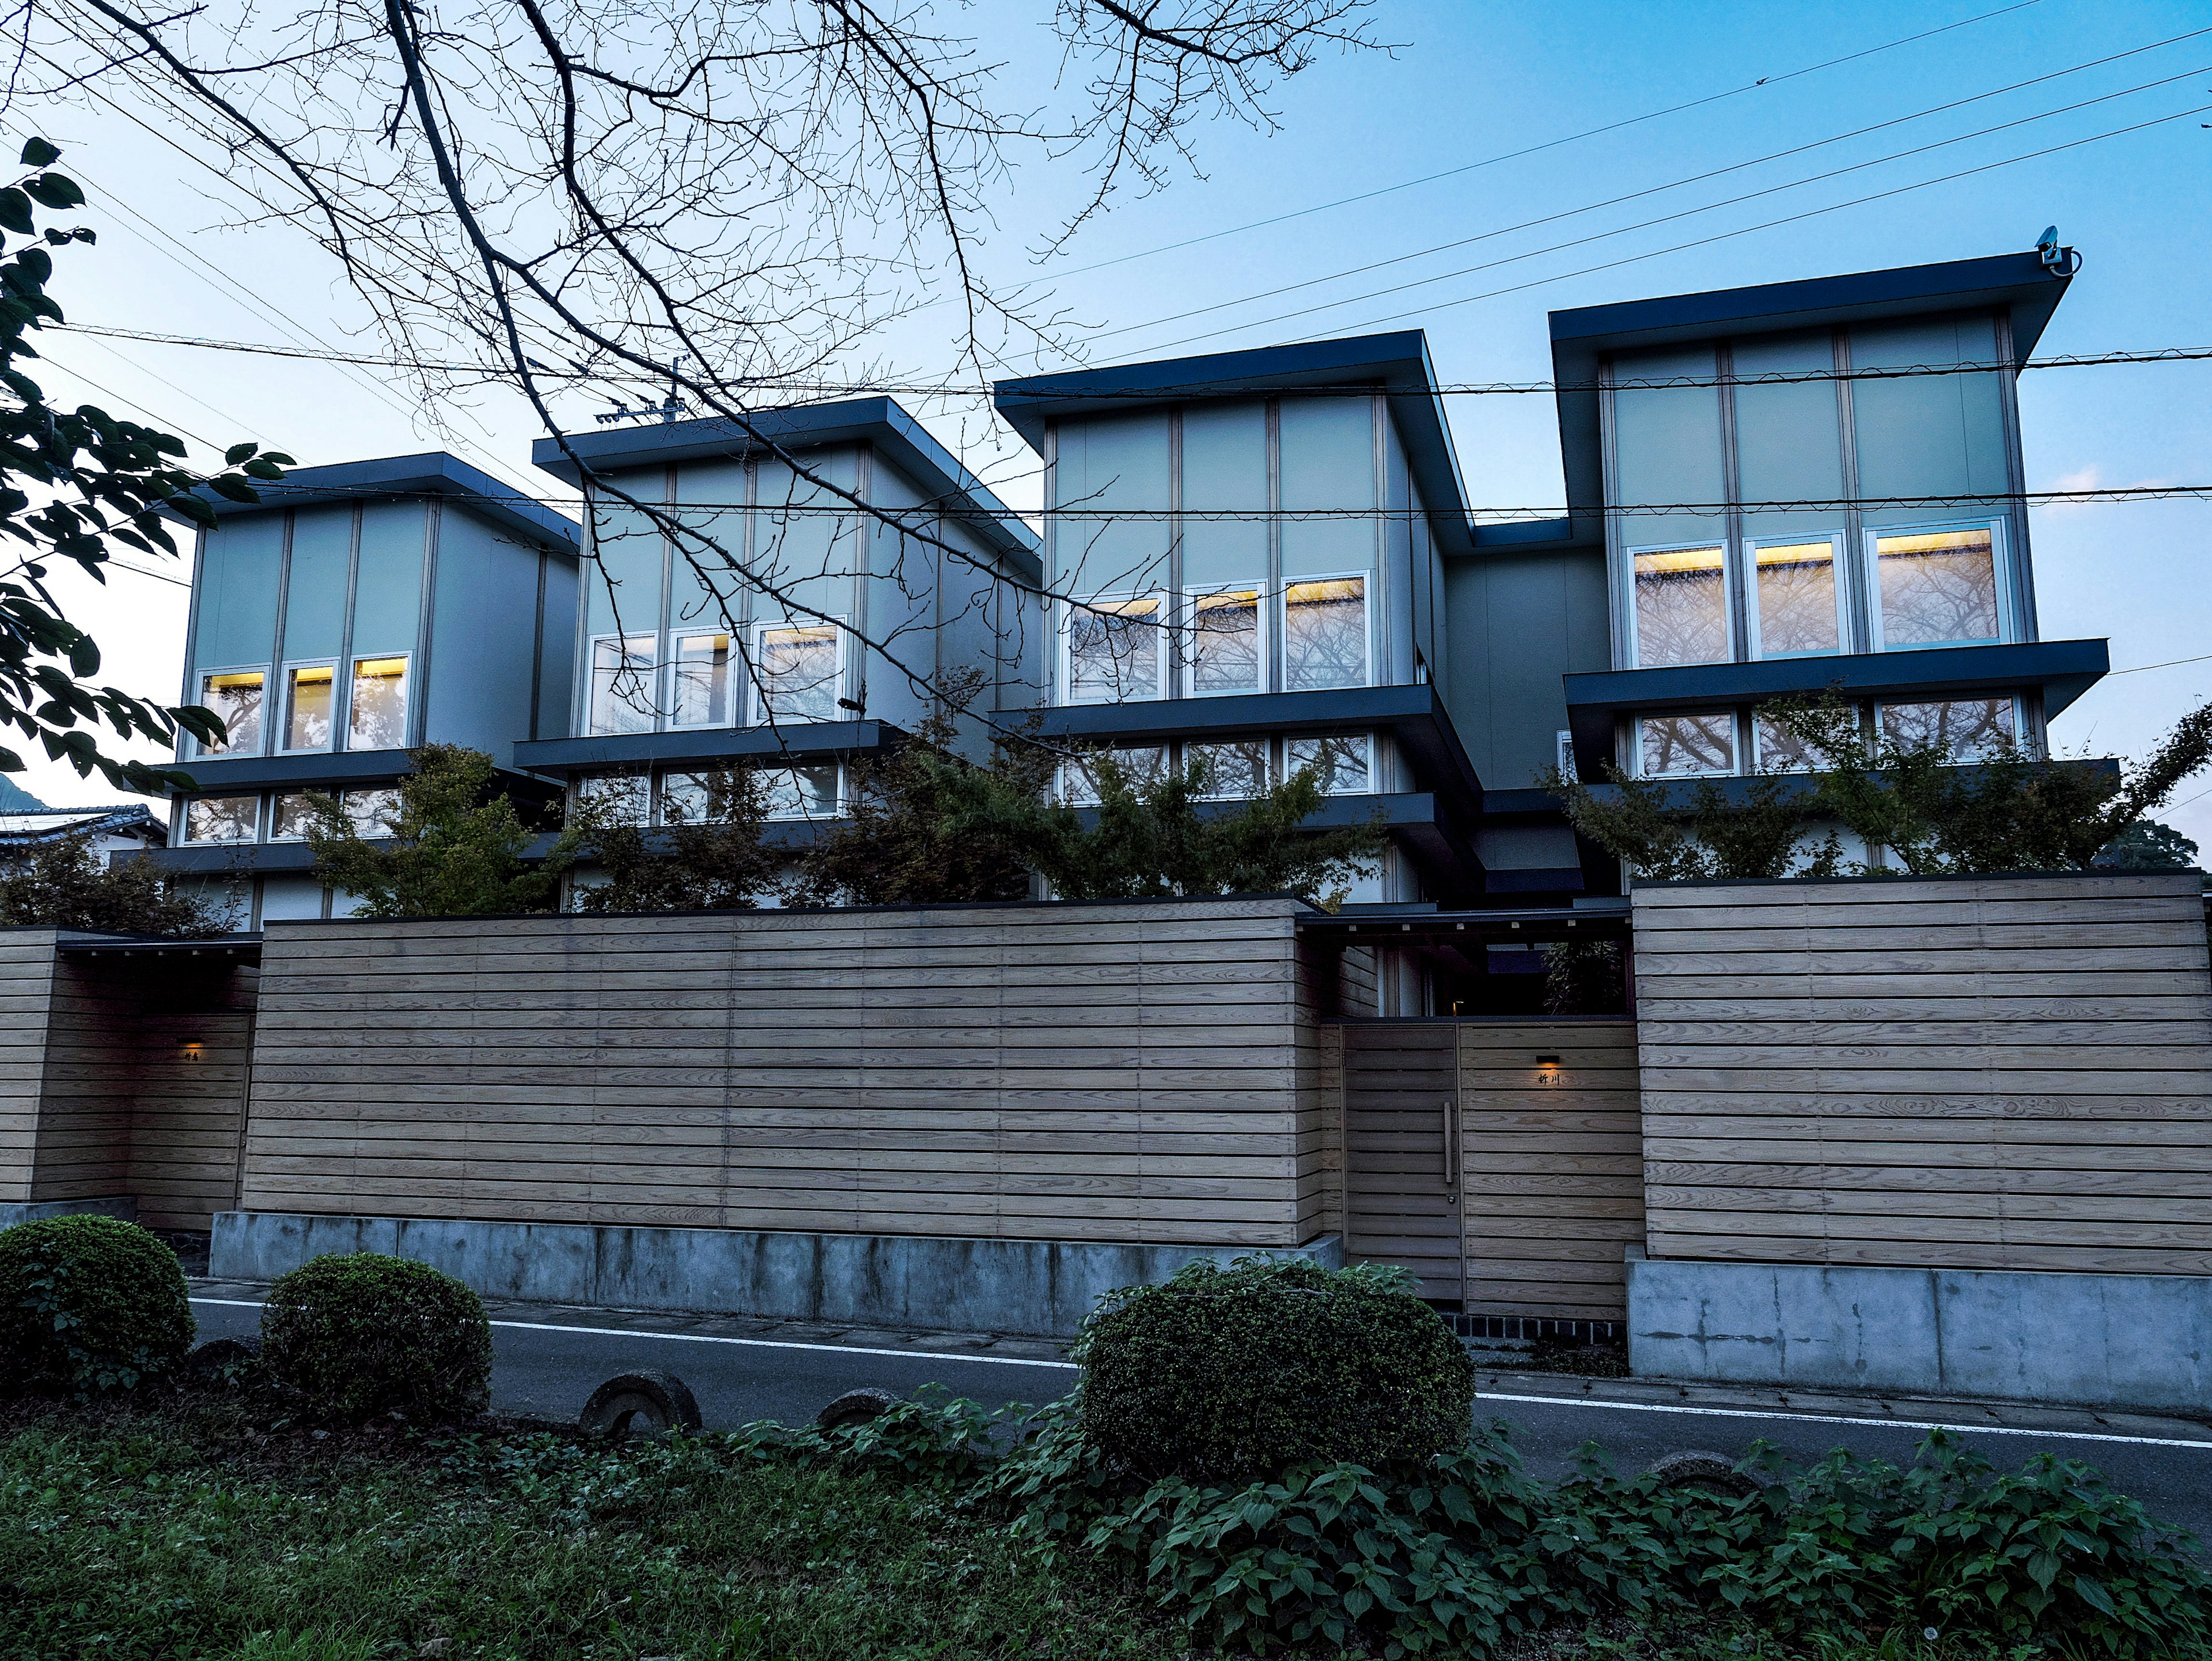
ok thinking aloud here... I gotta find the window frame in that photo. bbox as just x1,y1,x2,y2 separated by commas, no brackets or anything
275,659,340,755
346,650,413,751
1279,571,1374,694
1283,731,1375,797
1634,708,1740,780
667,629,734,731
1874,693,2024,762
585,631,661,737
189,664,272,759
748,616,849,727
1623,539,1734,671
1059,591,1168,706
1181,584,1266,699
1743,531,1848,662
1182,737,1271,801
1862,517,2013,654
181,792,263,844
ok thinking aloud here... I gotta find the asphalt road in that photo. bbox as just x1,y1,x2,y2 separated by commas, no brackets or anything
190,1296,2212,1543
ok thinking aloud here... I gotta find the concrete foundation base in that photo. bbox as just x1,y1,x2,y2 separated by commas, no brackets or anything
1628,1255,2212,1413
0,1196,139,1231
211,1211,1345,1337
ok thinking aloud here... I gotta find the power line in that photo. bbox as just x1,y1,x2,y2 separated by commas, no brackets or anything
2108,651,2212,678
1003,0,2052,287
1097,88,2212,363
223,483,2212,520
1113,96,2212,362
1078,35,2212,348
46,323,2212,397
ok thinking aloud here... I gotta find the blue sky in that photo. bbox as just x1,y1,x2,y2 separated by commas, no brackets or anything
17,0,2212,839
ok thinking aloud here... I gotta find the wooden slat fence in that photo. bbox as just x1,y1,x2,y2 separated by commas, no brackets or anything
1634,872,2212,1274
241,898,1338,1248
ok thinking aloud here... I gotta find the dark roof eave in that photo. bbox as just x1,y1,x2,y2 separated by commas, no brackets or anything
168,451,581,554
527,398,1041,572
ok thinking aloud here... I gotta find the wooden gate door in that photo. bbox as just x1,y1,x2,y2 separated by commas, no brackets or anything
1342,1025,1461,1304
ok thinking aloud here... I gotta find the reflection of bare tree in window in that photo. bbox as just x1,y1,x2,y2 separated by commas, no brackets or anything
1633,547,1727,667
588,635,657,736
756,626,840,722
1060,745,1166,805
1285,733,1368,793
1185,740,1268,799
1283,578,1366,691
1753,714,1817,774
1189,590,1260,694
1876,529,1998,646
1752,540,1838,657
1641,711,1736,777
1880,699,2013,762
1067,597,1163,702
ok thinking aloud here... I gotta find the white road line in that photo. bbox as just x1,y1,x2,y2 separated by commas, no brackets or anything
1478,1391,2212,1450
188,1298,1080,1371
183,1300,2207,1439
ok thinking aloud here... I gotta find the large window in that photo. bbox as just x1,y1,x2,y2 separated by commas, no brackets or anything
1185,588,1261,697
757,765,840,820
349,656,410,748
1747,535,1842,659
1630,544,1728,667
588,634,657,736
269,793,318,841
1639,710,1737,778
1065,594,1165,703
281,664,336,752
1752,712,1820,774
1185,739,1268,800
661,765,839,822
1059,744,1166,807
1871,524,2001,649
342,788,402,836
672,631,730,728
184,794,258,843
1880,698,2016,762
195,669,265,756
1285,733,1371,795
1283,576,1368,691
753,621,843,724
577,770,650,826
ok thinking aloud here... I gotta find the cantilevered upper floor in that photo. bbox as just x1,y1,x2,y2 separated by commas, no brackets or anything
512,398,1042,833
161,452,581,888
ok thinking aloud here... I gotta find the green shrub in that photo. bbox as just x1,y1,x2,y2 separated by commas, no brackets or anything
0,1213,194,1394
1075,1257,1474,1484
260,1254,491,1424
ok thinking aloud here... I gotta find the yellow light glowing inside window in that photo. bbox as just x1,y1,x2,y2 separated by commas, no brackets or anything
1875,529,1991,557
293,665,334,684
1755,542,1834,568
206,671,264,690
354,657,407,680
1634,546,1724,576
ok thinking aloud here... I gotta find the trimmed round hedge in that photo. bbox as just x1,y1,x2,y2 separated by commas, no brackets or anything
260,1253,492,1425
0,1213,194,1394
1077,1257,1475,1484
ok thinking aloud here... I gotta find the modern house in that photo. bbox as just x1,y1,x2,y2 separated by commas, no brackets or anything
143,453,581,926
0,804,165,859
143,245,2108,986
510,398,1042,841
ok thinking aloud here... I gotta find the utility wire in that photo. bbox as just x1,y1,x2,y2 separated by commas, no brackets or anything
1113,97,2212,362
1078,35,2212,347
1005,0,2052,286
46,324,2212,396
1099,89,2212,362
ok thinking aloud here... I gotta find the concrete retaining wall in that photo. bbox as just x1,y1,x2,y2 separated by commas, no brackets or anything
213,1209,1345,1337
0,1195,137,1231
1628,1254,2212,1412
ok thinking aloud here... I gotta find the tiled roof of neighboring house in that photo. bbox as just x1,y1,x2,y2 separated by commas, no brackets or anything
0,805,168,849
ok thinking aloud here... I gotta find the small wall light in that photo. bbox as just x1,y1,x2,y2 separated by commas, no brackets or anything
1536,1053,1561,1072
181,1042,204,1063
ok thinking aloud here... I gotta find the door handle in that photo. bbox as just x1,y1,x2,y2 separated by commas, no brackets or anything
1441,1097,1458,1190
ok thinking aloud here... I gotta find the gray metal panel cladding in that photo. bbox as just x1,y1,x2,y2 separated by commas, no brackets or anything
424,502,553,759
194,514,284,671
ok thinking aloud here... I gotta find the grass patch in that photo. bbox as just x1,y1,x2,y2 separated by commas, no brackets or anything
0,1389,1164,1660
